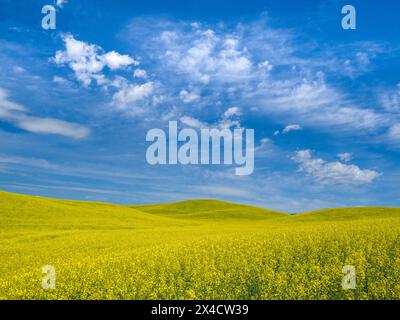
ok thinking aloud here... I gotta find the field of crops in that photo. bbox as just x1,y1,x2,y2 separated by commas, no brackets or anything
1,190,400,300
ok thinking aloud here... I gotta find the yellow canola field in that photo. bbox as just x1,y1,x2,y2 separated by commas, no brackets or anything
1,191,400,300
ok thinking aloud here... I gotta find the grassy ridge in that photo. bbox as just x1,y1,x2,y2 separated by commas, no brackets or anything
1,190,400,300
132,200,285,220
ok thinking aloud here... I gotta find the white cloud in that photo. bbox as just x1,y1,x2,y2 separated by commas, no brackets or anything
53,34,138,87
52,75,70,85
179,89,200,103
259,80,339,112
0,88,90,139
292,150,380,185
337,153,352,162
133,69,147,78
12,66,25,73
253,137,274,157
223,106,240,118
112,81,154,109
180,116,207,128
56,0,67,8
180,107,241,130
342,52,372,78
159,28,252,83
15,115,90,139
101,51,138,70
0,155,59,170
218,107,241,130
258,60,273,71
387,123,400,143
53,34,157,115
119,17,394,137
274,124,303,136
251,77,388,132
282,124,302,134
0,88,27,114
356,52,370,66
380,83,400,114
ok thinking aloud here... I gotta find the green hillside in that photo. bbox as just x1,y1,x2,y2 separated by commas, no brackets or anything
2,190,398,225
294,206,400,221
0,190,190,230
1,190,400,300
133,199,285,220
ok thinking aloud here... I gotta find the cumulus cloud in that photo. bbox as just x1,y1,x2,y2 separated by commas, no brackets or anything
53,34,159,115
0,88,90,139
292,150,380,185
102,50,138,70
48,17,393,140
53,34,138,87
179,89,200,103
112,81,155,109
159,28,252,83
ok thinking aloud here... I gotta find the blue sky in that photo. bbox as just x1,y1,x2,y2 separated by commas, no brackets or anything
0,0,400,212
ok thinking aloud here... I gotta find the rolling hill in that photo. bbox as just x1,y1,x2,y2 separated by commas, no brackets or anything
294,206,400,221
2,190,399,224
0,190,190,230
1,190,400,300
132,199,285,220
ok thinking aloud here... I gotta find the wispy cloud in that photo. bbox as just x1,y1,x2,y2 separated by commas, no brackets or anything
275,124,303,135
0,88,90,139
179,106,241,130
180,115,207,129
120,16,396,140
337,153,352,162
56,0,68,9
387,123,400,144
